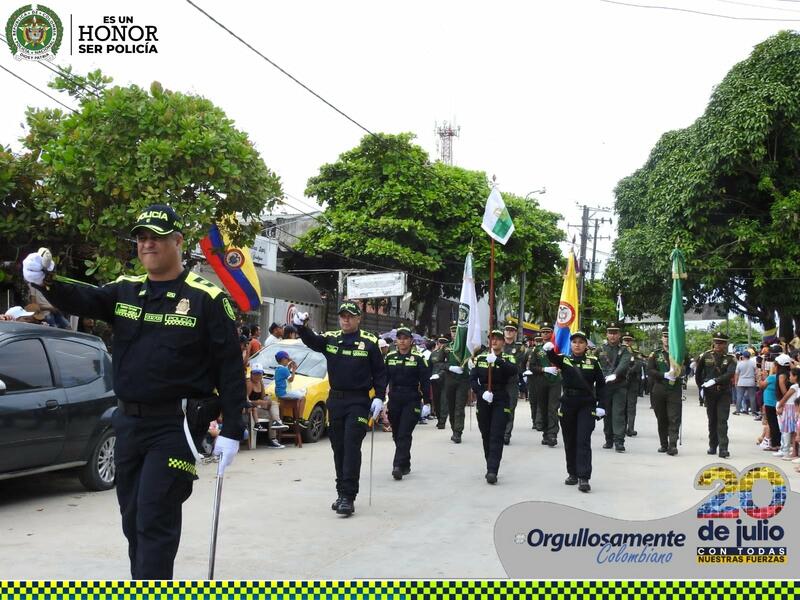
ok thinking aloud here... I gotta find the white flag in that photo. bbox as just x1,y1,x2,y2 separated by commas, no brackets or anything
451,252,483,366
481,188,515,245
617,293,625,321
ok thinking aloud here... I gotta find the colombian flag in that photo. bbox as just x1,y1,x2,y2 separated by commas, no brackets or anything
553,249,579,355
200,223,262,312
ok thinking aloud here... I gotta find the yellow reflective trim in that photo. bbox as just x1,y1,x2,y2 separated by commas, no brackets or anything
114,274,147,284
185,272,222,299
360,330,377,343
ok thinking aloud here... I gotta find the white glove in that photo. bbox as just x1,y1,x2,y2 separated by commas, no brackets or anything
664,370,676,381
212,435,240,474
292,311,309,326
486,353,497,364
482,391,494,403
430,374,440,380
543,366,559,376
543,342,554,352
605,374,617,383
22,249,55,285
595,407,606,418
702,379,716,388
523,376,528,383
370,398,383,419
448,365,464,374
523,370,533,376
421,404,431,418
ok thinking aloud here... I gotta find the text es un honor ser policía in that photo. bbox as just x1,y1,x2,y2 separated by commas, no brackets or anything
77,16,158,54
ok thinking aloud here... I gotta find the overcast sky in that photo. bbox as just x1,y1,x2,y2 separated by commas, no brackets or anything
2,0,796,271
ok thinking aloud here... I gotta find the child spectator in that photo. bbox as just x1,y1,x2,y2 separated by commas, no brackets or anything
247,363,287,448
274,350,307,427
776,367,799,460
249,324,262,356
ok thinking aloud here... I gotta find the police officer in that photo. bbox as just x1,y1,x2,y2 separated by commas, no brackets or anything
294,302,385,516
648,326,682,455
385,326,431,479
525,322,562,446
430,335,450,429
695,332,736,458
622,332,642,437
543,331,605,492
470,330,518,484
597,322,631,452
444,322,470,444
502,322,524,445
22,205,245,579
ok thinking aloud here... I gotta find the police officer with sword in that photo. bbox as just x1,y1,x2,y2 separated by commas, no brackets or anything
22,205,245,579
293,301,386,516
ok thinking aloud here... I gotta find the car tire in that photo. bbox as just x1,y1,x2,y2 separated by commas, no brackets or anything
302,404,326,443
79,428,116,491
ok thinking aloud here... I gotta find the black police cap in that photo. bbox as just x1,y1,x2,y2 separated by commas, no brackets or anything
338,301,362,316
131,204,182,236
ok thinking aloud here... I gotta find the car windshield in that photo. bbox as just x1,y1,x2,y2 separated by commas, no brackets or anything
250,342,328,379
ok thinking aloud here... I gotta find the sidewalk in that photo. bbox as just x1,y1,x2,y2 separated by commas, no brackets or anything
0,382,795,579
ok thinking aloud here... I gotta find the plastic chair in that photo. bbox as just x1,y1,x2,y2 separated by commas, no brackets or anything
278,398,303,448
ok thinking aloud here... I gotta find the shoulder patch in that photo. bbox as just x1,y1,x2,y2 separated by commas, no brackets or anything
323,330,342,338
222,297,236,321
185,272,223,299
359,330,378,343
114,274,147,284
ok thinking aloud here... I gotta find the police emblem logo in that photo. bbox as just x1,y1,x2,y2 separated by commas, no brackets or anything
6,4,62,61
175,298,190,315
358,341,365,350
224,249,245,270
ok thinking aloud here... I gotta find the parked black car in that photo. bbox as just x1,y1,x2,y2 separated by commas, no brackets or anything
0,322,117,490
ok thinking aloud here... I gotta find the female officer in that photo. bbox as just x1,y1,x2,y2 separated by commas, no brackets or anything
470,329,518,484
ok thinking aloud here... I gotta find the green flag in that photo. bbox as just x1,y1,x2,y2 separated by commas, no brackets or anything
668,248,687,376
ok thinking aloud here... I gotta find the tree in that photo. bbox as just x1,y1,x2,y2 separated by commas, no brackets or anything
12,70,282,282
293,133,564,333
606,31,800,338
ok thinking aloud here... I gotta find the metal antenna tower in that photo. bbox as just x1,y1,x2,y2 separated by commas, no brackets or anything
435,121,460,165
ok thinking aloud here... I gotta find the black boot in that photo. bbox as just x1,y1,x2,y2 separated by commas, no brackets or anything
336,497,355,516
658,446,667,453
602,440,613,449
485,472,497,485
667,447,678,456
578,478,591,492
401,466,411,475
615,442,626,453
565,475,578,485
707,447,717,455
331,496,344,511
718,449,730,458
392,467,403,480
451,433,462,444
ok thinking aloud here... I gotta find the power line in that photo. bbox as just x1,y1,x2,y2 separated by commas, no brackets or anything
0,63,76,113
714,0,800,13
184,0,376,137
598,0,800,20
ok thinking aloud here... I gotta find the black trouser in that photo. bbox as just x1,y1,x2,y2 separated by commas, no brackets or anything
764,405,781,448
430,378,442,417
445,375,469,434
504,379,519,440
328,398,369,500
651,382,682,449
112,410,196,580
476,393,509,474
559,398,596,480
388,394,420,470
704,390,731,452
624,380,638,432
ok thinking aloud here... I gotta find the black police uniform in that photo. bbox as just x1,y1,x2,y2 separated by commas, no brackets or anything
502,334,524,444
34,268,244,579
296,324,386,506
545,344,605,484
385,345,431,476
470,348,517,480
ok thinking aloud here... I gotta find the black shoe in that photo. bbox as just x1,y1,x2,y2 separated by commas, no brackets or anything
451,433,462,444
667,447,678,456
547,439,557,448
503,437,511,446
658,446,668,453
565,475,578,485
541,438,550,445
627,430,637,436
578,478,591,492
331,496,344,511
707,447,717,455
392,467,403,480
602,441,613,449
719,450,730,459
436,423,445,429
485,472,497,485
615,443,625,453
336,497,355,516
402,466,411,475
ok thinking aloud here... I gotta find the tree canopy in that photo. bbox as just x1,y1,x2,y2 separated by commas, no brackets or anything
606,31,800,338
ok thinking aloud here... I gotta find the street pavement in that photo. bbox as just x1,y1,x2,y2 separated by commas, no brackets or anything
1,382,795,579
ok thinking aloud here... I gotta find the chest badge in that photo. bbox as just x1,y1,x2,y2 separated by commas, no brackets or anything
357,341,365,350
175,298,191,315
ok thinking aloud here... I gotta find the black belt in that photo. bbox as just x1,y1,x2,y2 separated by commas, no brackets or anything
118,399,184,417
328,390,371,399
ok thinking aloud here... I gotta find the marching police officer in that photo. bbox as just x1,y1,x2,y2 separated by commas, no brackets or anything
22,205,245,579
502,322,524,445
543,331,605,492
647,326,682,455
470,329,518,484
430,335,450,429
385,326,431,479
294,301,386,516
597,322,632,452
622,332,643,437
444,322,470,444
695,332,736,458
525,322,562,446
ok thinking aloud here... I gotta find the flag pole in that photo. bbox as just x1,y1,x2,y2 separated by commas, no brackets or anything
488,238,495,391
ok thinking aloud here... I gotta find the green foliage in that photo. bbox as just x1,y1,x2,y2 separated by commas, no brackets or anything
17,71,283,281
295,132,564,332
607,31,800,332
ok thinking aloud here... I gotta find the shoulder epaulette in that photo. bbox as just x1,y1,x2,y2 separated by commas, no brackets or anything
114,274,147,284
323,330,342,337
386,350,398,359
359,330,378,343
185,272,223,299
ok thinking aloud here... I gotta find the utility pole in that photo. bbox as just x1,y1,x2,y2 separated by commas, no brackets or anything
590,217,612,282
578,205,589,318
517,188,546,341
